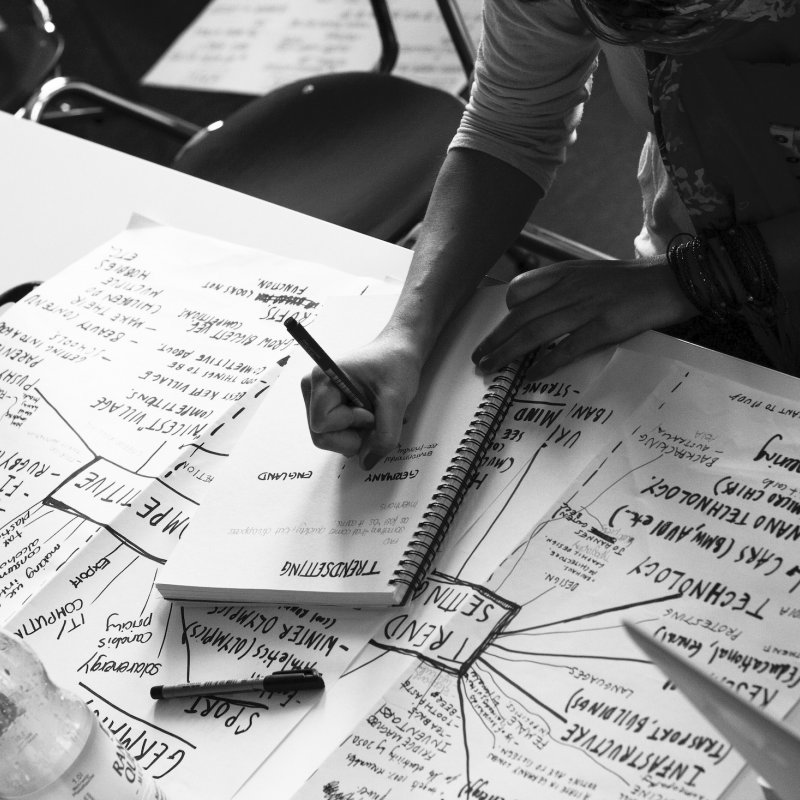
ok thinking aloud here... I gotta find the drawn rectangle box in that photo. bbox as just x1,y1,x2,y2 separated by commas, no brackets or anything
371,572,520,675
47,456,196,563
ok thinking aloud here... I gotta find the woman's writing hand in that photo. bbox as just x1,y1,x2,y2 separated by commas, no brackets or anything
471,257,697,376
300,331,423,470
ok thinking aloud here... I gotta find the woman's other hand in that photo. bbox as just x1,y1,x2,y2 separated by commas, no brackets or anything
471,257,697,376
300,331,423,470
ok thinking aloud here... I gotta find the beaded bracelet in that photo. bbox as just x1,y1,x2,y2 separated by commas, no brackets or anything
666,224,780,324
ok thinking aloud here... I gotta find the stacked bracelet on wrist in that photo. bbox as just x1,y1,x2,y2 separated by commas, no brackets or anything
666,224,780,324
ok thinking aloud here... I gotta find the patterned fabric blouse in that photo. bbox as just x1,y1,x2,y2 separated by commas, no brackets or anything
644,0,799,371
646,1,799,228
581,0,796,51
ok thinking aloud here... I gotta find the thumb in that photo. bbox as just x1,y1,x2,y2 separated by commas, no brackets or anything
358,390,408,470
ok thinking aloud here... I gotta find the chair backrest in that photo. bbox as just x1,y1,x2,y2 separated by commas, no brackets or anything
369,0,399,73
171,0,476,242
173,70,466,242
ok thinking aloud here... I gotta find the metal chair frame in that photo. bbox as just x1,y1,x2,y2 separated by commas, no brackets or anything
0,0,63,112
24,0,473,136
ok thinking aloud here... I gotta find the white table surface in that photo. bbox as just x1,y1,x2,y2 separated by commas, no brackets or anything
0,111,411,292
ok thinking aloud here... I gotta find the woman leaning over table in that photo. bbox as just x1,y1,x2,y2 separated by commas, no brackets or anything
301,0,800,468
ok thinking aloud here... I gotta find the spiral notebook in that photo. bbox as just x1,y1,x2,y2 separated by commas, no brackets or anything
156,286,530,607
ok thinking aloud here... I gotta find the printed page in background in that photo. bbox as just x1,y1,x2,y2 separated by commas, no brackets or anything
235,345,687,800
141,0,483,95
290,365,800,800
157,285,529,606
0,216,376,622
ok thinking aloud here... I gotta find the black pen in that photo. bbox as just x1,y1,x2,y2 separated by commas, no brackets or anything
284,317,372,411
150,668,324,699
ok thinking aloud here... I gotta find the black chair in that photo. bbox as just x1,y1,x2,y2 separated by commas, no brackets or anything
173,71,469,242
0,0,63,112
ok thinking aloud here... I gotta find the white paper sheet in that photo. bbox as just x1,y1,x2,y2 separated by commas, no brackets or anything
290,365,800,800
236,346,676,799
0,217,391,798
0,216,378,616
142,0,483,96
5,526,389,798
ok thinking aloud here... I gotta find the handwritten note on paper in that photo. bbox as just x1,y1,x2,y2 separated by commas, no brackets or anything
0,218,395,798
437,346,665,579
290,366,800,800
142,0,482,96
0,216,374,621
235,346,687,800
4,525,385,799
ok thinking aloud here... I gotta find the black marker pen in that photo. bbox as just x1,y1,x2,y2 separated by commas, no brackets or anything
150,668,324,699
284,317,372,411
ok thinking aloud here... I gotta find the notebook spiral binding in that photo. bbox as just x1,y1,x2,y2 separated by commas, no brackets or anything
389,352,536,605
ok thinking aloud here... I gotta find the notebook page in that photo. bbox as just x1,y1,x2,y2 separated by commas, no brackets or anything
157,286,519,606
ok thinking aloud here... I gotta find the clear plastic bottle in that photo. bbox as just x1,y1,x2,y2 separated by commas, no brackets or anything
0,627,168,800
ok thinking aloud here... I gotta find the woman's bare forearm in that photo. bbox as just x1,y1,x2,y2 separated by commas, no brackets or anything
382,148,544,363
